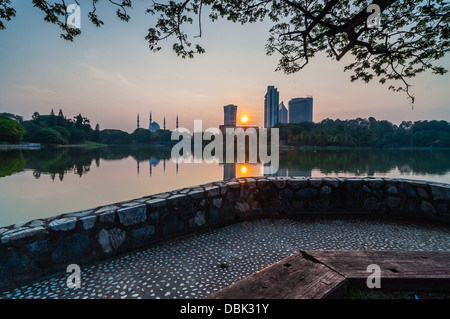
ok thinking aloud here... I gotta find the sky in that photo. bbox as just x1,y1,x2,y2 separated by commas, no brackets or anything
0,1,449,133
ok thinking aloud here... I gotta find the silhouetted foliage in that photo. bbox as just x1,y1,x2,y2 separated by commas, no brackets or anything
21,110,96,145
276,118,450,147
0,115,26,143
2,1,448,102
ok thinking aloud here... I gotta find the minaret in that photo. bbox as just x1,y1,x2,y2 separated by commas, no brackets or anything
149,159,152,177
163,116,166,130
137,113,140,129
176,115,179,129
149,111,152,131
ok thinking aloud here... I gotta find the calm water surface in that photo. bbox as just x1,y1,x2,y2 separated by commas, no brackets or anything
0,146,449,227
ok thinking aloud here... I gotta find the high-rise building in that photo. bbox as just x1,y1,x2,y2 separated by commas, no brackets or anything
279,101,288,124
224,104,237,126
264,86,279,128
288,97,313,123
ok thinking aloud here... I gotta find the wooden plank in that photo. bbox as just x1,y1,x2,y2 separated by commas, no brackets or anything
207,251,450,299
304,250,450,278
303,250,450,291
206,252,346,299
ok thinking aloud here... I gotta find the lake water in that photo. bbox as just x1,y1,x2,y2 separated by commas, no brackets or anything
0,146,449,227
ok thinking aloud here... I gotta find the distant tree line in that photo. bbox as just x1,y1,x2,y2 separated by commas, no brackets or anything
101,128,173,145
276,117,450,148
16,109,100,145
2,111,449,147
0,110,173,145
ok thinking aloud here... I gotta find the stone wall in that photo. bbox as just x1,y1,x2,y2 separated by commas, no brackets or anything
0,177,449,290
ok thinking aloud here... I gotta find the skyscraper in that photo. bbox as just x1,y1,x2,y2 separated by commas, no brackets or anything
279,101,288,124
223,104,237,126
288,97,313,123
264,86,279,128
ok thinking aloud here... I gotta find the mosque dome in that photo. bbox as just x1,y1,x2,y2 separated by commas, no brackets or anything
149,121,160,133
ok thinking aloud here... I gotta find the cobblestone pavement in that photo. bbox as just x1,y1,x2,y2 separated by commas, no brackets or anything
1,216,449,299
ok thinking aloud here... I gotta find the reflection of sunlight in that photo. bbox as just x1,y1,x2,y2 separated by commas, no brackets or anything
236,163,262,178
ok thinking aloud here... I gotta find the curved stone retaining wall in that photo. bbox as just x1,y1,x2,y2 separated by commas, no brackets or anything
0,177,449,290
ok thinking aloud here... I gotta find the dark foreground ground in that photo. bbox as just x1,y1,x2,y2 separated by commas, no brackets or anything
1,215,449,299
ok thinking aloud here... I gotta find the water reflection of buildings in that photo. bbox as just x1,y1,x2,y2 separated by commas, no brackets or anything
136,157,179,176
222,162,311,180
223,163,236,180
138,157,310,179
276,168,311,177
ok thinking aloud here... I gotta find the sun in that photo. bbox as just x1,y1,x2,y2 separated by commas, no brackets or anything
240,115,249,124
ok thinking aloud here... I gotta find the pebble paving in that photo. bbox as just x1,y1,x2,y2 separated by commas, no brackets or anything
1,216,449,299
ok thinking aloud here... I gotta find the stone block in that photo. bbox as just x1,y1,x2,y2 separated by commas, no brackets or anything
386,196,401,209
430,185,450,200
192,211,206,227
95,205,118,214
251,201,261,210
117,205,147,226
1,227,48,244
236,202,250,213
187,190,204,200
212,198,222,208
99,212,115,224
368,179,384,189
323,178,339,188
309,178,322,188
417,188,429,199
284,188,294,199
146,198,167,208
227,181,241,189
97,228,126,254
163,216,184,237
28,220,45,227
0,252,35,278
240,187,249,199
296,188,318,199
256,179,270,188
205,186,220,197
344,179,363,191
167,194,187,206
271,179,286,189
81,215,97,231
227,190,240,201
132,226,155,245
287,178,308,189
363,197,382,211
421,201,436,217
52,233,89,264
49,217,77,232
26,239,50,254
387,185,398,195
399,183,417,198
321,186,332,195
